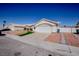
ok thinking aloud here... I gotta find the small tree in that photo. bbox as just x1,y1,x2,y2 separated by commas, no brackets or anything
76,21,79,26
76,21,79,34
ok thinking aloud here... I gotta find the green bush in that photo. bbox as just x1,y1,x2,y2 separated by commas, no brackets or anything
19,32,33,36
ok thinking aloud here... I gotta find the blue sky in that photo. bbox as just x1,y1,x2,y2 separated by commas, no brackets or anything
0,3,79,26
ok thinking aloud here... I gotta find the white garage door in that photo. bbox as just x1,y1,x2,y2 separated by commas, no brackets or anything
35,24,52,33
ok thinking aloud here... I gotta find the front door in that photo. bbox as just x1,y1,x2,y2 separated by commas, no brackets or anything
57,29,60,33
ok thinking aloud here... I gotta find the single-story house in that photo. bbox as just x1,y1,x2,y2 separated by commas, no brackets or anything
8,18,79,33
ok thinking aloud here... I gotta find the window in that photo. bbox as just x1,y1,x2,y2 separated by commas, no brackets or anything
30,28,33,31
24,28,26,30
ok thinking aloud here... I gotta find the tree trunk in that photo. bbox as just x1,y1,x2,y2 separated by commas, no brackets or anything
0,30,1,35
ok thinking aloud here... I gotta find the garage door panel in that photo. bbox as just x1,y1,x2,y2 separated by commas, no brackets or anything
35,24,52,33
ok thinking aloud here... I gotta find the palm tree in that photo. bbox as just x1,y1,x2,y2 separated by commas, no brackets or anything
3,20,6,29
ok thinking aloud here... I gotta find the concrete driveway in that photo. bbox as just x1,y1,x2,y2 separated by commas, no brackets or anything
22,32,50,41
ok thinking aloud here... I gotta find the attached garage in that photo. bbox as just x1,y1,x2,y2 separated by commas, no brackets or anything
35,24,52,33
34,18,59,33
